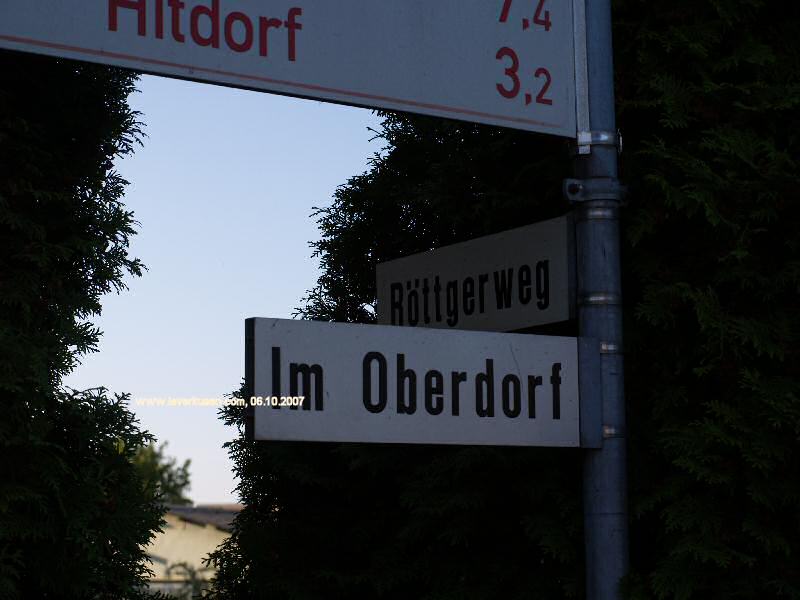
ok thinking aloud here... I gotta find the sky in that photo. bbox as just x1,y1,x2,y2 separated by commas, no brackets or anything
64,74,382,504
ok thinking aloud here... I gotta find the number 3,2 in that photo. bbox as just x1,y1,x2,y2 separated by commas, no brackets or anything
495,47,553,106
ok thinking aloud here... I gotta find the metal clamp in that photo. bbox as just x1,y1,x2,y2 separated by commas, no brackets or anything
563,178,626,204
580,293,622,307
575,129,622,155
602,425,625,439
599,341,622,355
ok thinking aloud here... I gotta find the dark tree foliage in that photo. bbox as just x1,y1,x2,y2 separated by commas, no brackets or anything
210,0,799,598
615,0,800,597
133,442,193,506
0,51,164,598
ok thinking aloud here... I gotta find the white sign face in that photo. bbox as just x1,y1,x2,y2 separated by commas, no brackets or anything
0,0,578,136
376,216,574,332
247,318,580,447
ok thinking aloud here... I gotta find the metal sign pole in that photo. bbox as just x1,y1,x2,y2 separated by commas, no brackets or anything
565,0,629,597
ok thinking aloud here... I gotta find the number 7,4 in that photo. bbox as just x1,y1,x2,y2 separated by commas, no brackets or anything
499,0,552,32
499,0,514,22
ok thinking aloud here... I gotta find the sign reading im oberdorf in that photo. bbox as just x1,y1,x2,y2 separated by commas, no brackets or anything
247,318,580,447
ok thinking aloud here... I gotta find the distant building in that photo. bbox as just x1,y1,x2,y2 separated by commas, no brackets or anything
145,504,242,598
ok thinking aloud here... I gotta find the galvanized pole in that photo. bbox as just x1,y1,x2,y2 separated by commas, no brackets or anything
565,0,629,597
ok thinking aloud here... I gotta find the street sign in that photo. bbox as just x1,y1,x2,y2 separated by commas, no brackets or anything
245,317,581,447
0,0,582,137
376,215,574,332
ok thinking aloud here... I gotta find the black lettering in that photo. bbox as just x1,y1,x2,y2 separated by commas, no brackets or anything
493,268,514,309
536,260,550,310
422,278,431,324
433,276,443,322
424,370,444,415
518,264,532,305
290,361,323,411
550,363,561,419
462,277,475,315
446,280,459,327
362,352,387,413
527,375,542,418
390,282,404,325
502,374,522,418
475,359,495,417
408,279,419,326
478,273,489,313
397,354,417,414
271,346,281,407
451,371,467,416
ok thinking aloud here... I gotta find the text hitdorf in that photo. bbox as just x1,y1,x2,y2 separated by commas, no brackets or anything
108,0,304,61
268,347,564,420
388,261,550,328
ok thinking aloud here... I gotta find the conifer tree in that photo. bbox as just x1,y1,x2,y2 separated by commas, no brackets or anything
0,51,164,599
133,442,193,507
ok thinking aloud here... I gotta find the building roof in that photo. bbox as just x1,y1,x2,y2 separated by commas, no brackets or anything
167,503,243,532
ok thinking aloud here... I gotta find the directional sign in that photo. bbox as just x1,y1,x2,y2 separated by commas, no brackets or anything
246,318,581,447
377,216,574,332
0,0,582,136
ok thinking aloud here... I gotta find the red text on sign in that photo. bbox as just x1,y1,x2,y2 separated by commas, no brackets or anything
108,0,303,61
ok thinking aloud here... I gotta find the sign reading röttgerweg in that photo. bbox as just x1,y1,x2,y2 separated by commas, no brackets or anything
377,216,574,332
246,318,580,447
0,0,579,136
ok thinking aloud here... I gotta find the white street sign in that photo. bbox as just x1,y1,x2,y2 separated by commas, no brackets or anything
376,216,574,332
246,318,580,447
0,0,581,136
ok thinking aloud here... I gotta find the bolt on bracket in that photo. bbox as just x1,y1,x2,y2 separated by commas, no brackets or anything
563,178,626,204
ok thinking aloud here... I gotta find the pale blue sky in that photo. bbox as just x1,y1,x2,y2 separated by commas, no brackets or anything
64,74,381,503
